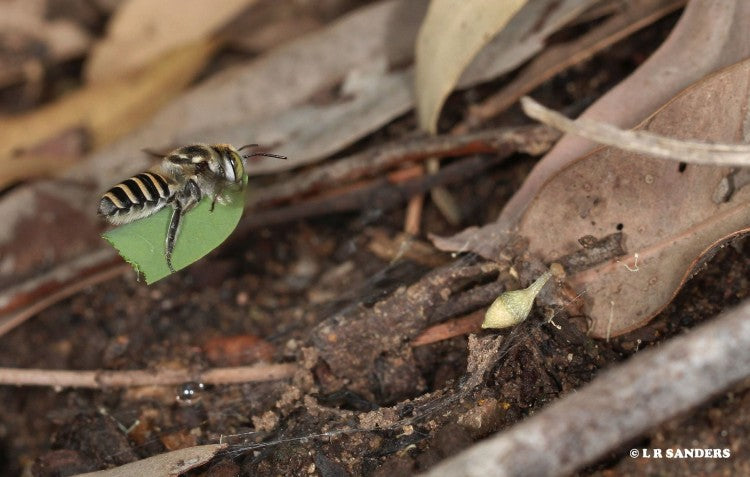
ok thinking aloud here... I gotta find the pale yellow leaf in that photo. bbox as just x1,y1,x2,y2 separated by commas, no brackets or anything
415,0,527,133
85,0,256,82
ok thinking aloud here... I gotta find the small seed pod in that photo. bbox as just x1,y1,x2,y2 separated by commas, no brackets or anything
482,270,552,329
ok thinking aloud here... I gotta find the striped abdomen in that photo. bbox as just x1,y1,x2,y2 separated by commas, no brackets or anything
98,172,174,225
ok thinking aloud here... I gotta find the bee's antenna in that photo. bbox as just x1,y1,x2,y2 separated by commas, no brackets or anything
239,144,287,160
245,152,287,160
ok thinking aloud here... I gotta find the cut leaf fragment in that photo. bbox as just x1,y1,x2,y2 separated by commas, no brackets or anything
102,178,247,284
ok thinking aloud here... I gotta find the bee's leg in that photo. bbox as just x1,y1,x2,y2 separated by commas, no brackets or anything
165,204,183,273
165,180,201,272
210,184,225,212
182,180,202,212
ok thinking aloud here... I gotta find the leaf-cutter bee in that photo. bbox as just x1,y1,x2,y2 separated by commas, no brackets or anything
98,144,285,272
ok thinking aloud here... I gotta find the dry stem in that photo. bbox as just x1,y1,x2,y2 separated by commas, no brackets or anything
0,363,298,388
521,96,750,166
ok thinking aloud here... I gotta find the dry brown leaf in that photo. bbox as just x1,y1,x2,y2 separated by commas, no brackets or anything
499,0,750,230
76,444,226,477
223,0,350,53
85,0,255,82
518,58,750,338
414,0,527,133
435,0,750,258
0,127,88,190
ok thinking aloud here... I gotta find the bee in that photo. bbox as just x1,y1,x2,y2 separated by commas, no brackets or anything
98,144,285,272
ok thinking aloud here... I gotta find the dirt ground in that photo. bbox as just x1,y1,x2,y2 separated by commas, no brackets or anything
1,8,749,477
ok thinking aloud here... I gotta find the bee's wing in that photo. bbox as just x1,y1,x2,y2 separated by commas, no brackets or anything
142,148,170,161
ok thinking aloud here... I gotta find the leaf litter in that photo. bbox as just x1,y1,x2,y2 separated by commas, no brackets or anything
84,0,257,83
1,1,750,476
516,57,750,337
499,0,750,231
0,0,597,311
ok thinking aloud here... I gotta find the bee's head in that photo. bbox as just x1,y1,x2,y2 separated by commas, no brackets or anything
165,144,285,182
204,144,244,183
211,144,286,182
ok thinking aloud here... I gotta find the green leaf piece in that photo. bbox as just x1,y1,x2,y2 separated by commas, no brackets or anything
102,178,247,284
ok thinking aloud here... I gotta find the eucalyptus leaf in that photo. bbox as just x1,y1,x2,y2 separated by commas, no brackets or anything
102,178,247,284
415,0,527,133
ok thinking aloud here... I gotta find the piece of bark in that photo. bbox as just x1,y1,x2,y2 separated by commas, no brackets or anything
310,261,500,399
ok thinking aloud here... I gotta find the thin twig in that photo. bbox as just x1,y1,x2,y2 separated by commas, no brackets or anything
0,259,130,338
248,124,560,208
521,96,750,166
404,194,424,235
239,152,515,232
411,310,484,347
423,298,750,477
0,363,298,388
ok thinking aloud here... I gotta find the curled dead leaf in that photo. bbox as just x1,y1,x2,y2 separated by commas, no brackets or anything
518,58,750,337
500,0,750,231
415,0,595,134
